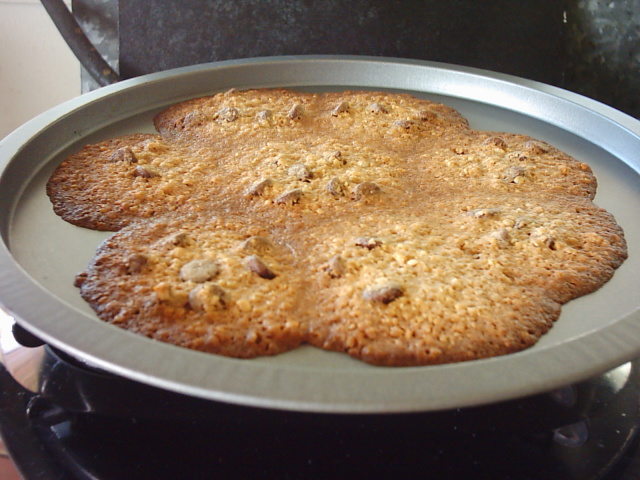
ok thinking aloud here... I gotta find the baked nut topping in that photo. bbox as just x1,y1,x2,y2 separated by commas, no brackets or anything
247,178,274,197
110,147,137,163
276,189,303,205
363,281,404,304
180,259,220,283
246,255,276,279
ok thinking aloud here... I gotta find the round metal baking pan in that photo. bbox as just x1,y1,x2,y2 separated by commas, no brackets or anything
0,56,639,413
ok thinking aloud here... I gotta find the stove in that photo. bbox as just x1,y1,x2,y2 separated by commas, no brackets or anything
1,312,640,480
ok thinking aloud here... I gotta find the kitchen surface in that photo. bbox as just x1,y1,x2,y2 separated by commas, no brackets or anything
1,1,640,479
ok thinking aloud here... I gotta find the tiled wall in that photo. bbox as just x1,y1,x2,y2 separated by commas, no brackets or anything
0,0,81,139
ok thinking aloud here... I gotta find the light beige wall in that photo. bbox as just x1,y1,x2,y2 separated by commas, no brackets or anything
0,0,81,139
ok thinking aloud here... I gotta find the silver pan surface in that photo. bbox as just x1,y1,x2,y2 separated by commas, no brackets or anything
0,56,639,413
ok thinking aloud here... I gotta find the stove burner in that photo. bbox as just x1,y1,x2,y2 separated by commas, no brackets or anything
1,317,640,479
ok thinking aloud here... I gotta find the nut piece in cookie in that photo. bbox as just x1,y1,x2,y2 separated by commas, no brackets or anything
180,259,220,283
246,255,276,279
363,281,404,304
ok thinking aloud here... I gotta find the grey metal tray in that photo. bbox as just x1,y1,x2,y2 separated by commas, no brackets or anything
1,56,639,413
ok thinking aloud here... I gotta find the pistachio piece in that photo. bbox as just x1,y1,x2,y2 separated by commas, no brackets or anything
363,282,403,304
180,259,220,283
246,255,276,279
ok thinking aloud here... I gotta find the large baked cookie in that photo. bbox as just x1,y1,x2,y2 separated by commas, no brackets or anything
48,88,627,365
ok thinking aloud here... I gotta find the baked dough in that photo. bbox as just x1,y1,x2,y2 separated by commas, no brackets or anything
47,88,627,365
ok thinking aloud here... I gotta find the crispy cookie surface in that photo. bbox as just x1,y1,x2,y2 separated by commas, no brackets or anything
48,88,627,365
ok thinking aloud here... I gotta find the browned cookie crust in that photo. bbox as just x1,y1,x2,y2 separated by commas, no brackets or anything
48,88,628,365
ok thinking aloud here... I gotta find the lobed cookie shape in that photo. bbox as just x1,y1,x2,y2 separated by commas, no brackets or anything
47,88,627,366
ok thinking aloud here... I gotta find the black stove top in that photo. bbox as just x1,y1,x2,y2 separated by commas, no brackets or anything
1,321,640,480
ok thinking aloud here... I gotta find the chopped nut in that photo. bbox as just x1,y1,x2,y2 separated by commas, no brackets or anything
331,102,350,116
353,181,381,200
217,106,239,122
288,104,304,120
482,136,508,151
324,255,346,278
368,103,389,114
276,189,303,205
110,147,137,163
182,111,208,127
288,164,313,181
247,178,274,196
363,282,403,304
241,236,274,254
126,253,148,274
503,166,526,183
355,236,382,250
246,255,276,279
256,109,272,122
467,208,500,219
180,259,220,283
189,284,227,312
530,228,556,250
133,165,160,178
327,177,346,197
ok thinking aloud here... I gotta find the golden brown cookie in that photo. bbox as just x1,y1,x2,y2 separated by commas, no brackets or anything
47,88,628,365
